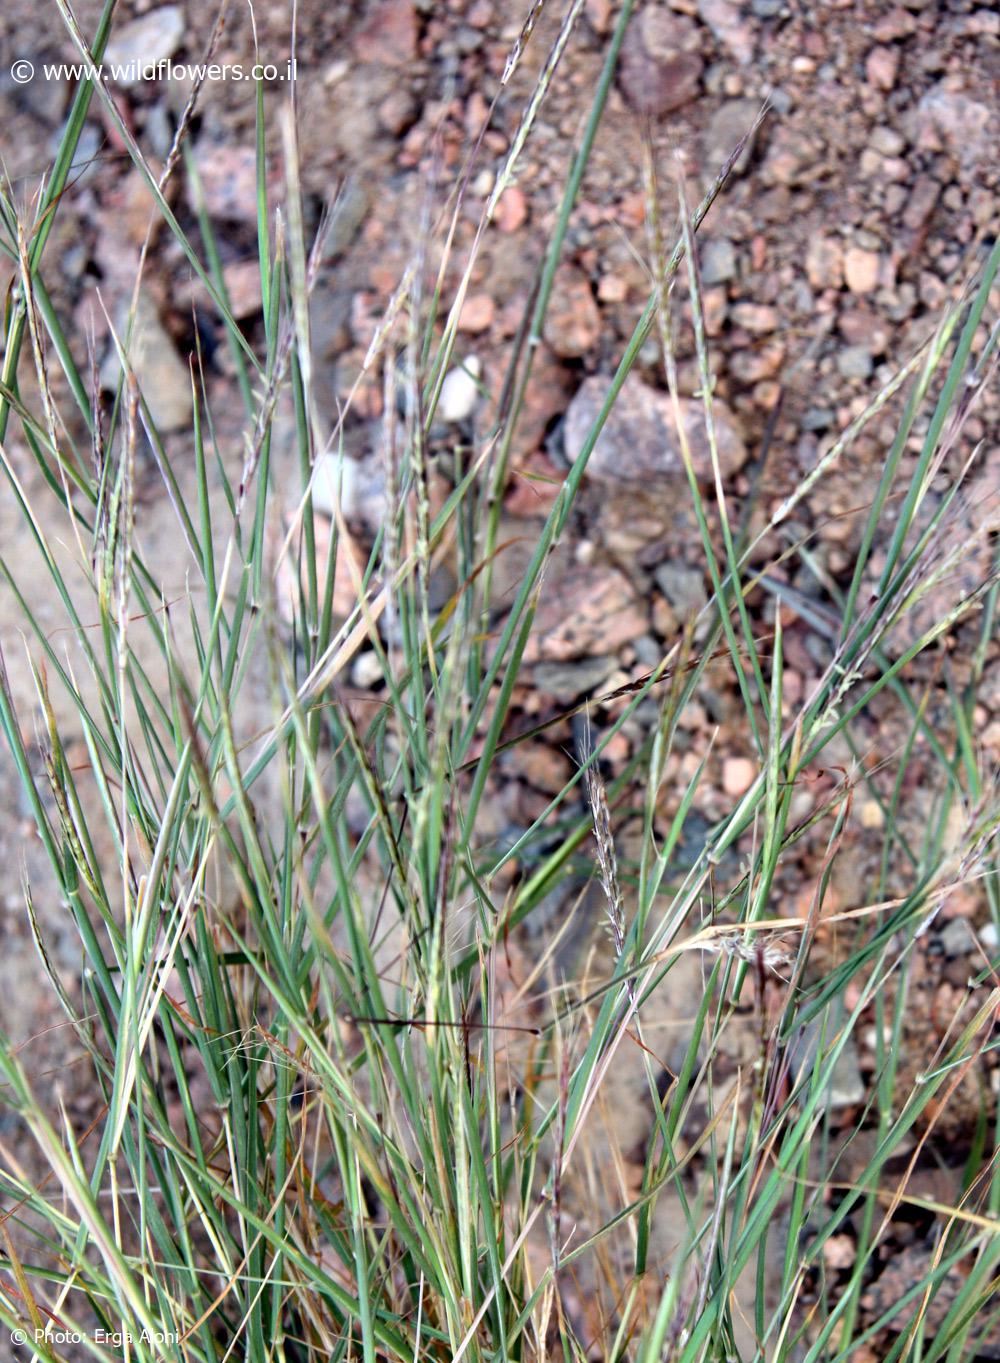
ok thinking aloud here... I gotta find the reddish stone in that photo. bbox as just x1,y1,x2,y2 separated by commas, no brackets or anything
504,451,566,517
458,293,495,334
495,186,528,233
354,0,419,66
617,11,703,116
543,264,601,359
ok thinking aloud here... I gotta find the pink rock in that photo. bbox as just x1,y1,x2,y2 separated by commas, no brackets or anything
504,451,565,518
730,302,779,334
495,186,527,233
543,265,601,359
865,44,899,91
843,247,880,295
509,346,577,461
730,344,785,383
805,236,844,290
597,274,629,303
522,565,648,663
501,740,573,795
222,260,263,320
353,0,418,66
617,11,703,116
585,0,613,36
196,144,258,224
458,293,495,334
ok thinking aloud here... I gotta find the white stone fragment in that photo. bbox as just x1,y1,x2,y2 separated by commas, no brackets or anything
438,356,482,423
311,452,360,519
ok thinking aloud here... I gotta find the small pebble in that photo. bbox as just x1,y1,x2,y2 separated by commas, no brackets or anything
731,302,778,333
859,799,885,830
701,237,738,285
544,265,601,358
939,918,971,958
597,273,629,303
805,236,844,290
865,45,899,91
837,345,874,380
351,650,384,688
823,1234,856,1272
495,186,527,233
458,293,495,334
722,756,756,797
701,98,762,177
869,125,906,156
439,357,482,423
844,247,880,295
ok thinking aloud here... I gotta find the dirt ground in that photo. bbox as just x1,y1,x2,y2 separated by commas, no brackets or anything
1,0,999,1355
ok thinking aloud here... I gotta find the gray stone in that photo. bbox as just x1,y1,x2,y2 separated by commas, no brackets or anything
563,373,748,486
60,241,90,280
789,1016,865,1112
310,286,352,360
802,407,835,431
104,7,186,85
13,51,67,125
654,563,708,617
531,655,619,704
981,662,1000,713
702,99,763,177
939,918,972,958
837,345,874,380
344,782,374,838
701,237,738,285
917,82,994,175
314,457,362,520
47,121,101,185
633,634,665,668
142,101,174,160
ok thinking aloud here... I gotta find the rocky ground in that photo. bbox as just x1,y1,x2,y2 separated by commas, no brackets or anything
2,0,1000,1356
